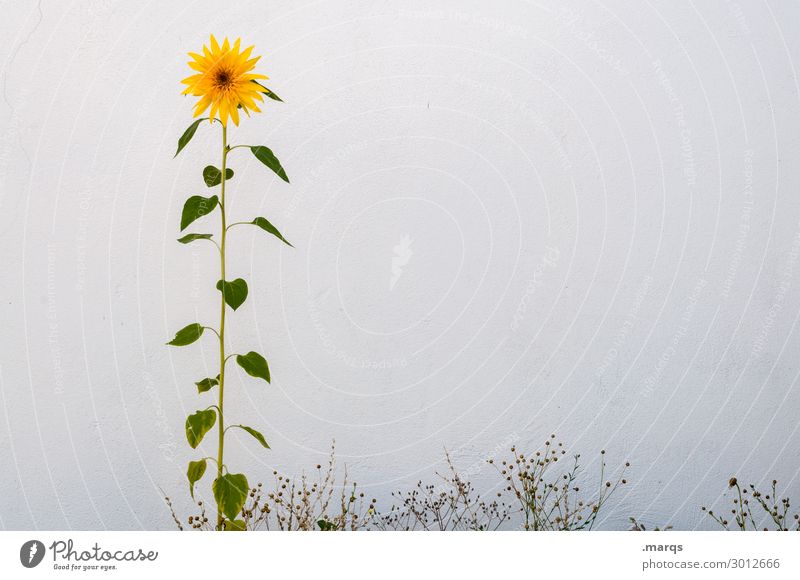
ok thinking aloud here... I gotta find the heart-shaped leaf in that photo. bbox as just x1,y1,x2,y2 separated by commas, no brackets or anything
167,323,204,346
236,351,270,383
203,165,234,187
187,459,207,499
250,146,289,183
252,217,293,247
235,425,270,449
195,376,219,393
177,233,213,244
185,409,216,449
224,519,247,531
216,278,248,311
174,118,206,157
213,473,249,521
181,195,218,230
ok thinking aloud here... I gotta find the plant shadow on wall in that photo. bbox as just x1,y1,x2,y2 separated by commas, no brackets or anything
167,35,291,531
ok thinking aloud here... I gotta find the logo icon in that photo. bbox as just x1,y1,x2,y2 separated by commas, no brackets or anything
20,540,45,568
390,235,413,290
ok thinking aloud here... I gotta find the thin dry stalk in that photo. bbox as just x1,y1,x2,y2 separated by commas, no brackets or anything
702,477,800,531
491,435,629,531
379,450,511,531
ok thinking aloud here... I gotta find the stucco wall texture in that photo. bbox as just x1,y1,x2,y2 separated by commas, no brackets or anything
1,0,799,530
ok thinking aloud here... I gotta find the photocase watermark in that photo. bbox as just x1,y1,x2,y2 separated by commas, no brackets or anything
653,60,697,190
641,278,707,396
721,149,755,300
142,370,177,462
19,540,45,568
454,75,573,172
749,218,800,361
17,538,158,572
510,246,560,331
553,6,629,76
593,274,653,383
726,0,752,36
400,8,529,40
390,235,413,291
19,538,158,571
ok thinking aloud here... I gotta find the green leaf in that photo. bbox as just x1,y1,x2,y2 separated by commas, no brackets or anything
185,409,216,449
235,425,270,449
250,146,289,183
253,80,283,102
187,459,207,499
252,217,293,247
213,473,249,521
195,376,219,393
174,118,206,157
224,519,247,531
216,278,248,311
167,323,204,346
236,351,270,383
203,165,234,187
177,233,213,244
317,519,336,531
180,195,219,231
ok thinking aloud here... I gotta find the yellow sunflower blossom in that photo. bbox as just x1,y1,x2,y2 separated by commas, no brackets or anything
181,35,269,127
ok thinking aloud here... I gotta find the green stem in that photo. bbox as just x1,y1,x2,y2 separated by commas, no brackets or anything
216,123,229,530
202,326,220,339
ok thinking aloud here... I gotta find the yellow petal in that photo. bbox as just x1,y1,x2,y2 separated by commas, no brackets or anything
181,36,270,124
193,94,212,116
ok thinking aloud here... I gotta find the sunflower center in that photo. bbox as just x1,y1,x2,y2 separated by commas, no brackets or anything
213,67,235,90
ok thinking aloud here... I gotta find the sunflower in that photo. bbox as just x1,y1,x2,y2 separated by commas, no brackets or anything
181,35,269,126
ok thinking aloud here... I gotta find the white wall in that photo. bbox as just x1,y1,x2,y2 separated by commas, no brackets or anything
1,0,799,530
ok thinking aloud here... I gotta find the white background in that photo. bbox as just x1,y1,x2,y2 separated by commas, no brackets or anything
0,532,797,578
1,0,799,530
